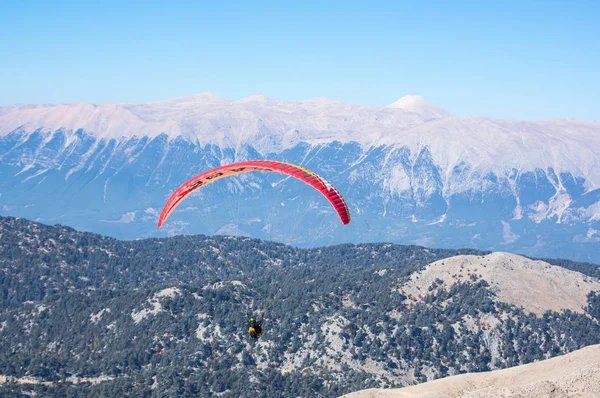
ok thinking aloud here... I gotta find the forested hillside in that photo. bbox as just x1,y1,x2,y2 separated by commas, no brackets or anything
1,216,599,397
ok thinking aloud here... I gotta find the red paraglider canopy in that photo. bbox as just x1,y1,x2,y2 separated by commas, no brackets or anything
158,160,351,228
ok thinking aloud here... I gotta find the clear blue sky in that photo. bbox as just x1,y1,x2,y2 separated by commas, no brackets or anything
1,0,598,120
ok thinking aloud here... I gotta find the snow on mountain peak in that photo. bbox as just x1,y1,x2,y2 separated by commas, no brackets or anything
386,95,450,118
0,93,598,188
0,93,442,147
386,94,426,108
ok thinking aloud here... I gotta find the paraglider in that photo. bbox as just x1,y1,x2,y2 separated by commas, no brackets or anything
157,160,350,340
157,160,351,228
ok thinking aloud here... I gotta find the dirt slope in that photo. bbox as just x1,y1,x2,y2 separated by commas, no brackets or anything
400,252,600,315
341,344,600,398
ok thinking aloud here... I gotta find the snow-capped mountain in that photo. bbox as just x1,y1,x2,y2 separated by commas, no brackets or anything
0,94,599,262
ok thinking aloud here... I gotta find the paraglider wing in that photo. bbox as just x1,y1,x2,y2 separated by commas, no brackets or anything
157,160,351,228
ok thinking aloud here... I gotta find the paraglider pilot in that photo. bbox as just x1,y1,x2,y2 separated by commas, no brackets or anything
248,317,262,339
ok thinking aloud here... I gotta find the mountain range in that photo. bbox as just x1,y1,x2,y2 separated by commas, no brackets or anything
0,94,599,262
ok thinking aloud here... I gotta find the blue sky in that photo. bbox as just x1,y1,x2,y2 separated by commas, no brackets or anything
1,0,598,120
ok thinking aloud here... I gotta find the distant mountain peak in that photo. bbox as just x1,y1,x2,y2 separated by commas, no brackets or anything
386,94,426,107
386,95,450,118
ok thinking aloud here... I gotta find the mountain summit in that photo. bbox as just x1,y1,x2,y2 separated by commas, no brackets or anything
385,95,450,119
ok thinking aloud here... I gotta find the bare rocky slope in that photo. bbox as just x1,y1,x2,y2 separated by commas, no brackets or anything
400,252,600,316
341,344,600,398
